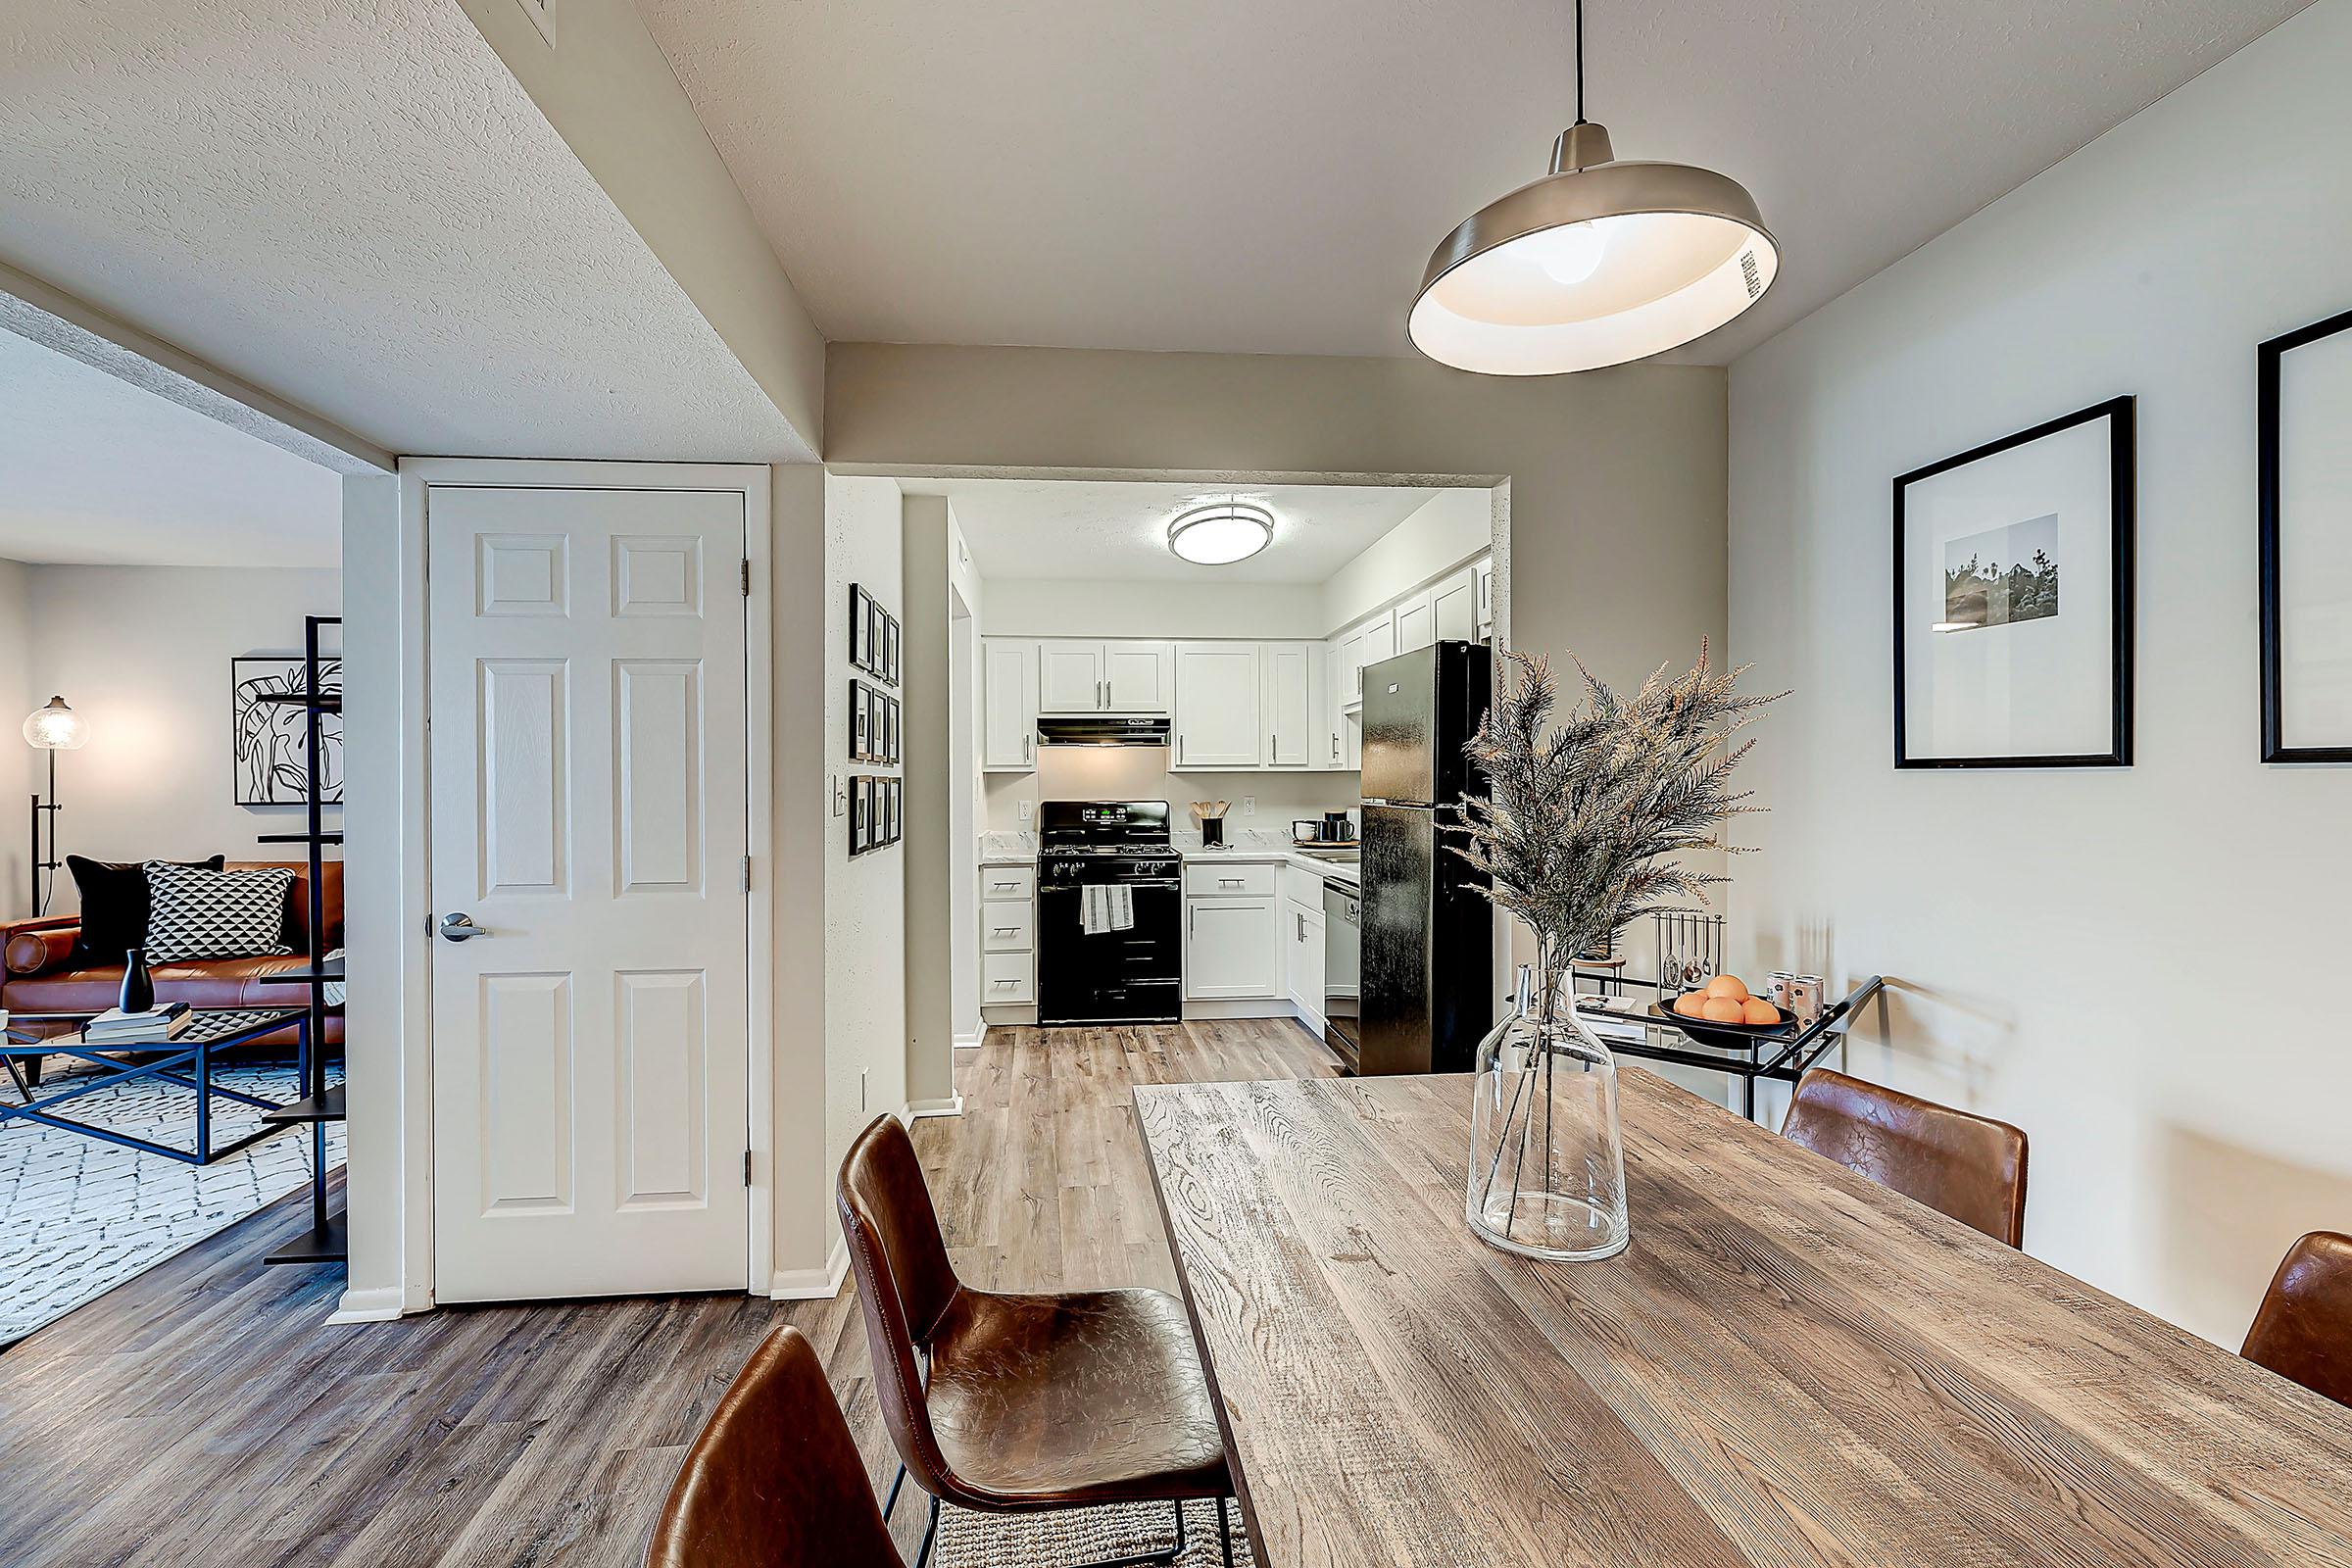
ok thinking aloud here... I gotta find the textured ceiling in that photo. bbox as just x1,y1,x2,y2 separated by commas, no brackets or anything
0,331,342,567
923,478,1441,583
0,0,804,462
639,0,2309,364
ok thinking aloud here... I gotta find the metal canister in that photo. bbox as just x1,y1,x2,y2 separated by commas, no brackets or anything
1766,972,1795,1015
1786,974,1824,1026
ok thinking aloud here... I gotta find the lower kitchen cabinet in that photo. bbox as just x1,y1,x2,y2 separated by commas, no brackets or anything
1184,894,1279,1000
1285,899,1326,1029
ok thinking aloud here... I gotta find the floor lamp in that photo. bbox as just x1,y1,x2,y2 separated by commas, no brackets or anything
23,696,88,913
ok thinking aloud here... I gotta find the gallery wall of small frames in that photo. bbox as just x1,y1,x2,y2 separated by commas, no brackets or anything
849,583,903,858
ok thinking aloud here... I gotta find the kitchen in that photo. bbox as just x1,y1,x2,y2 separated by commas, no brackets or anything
945,477,1501,1071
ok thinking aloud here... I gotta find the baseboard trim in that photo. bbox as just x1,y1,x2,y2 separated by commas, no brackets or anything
906,1096,963,1120
769,1236,850,1300
952,1028,986,1051
1181,999,1297,1020
325,1285,408,1324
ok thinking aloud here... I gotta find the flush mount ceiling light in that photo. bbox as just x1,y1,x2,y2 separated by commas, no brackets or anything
1167,501,1274,565
1408,0,1778,376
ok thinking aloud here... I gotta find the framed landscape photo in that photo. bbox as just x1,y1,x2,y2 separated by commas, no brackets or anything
2260,307,2352,762
1892,396,2135,768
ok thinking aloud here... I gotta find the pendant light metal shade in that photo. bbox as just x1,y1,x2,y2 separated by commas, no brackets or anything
1409,122,1778,376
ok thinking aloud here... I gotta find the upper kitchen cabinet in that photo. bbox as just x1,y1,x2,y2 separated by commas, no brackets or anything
1395,590,1436,654
1262,641,1320,768
1475,557,1495,640
1037,639,1175,713
1432,564,1477,644
1172,641,1262,768
1360,611,1398,673
982,637,1040,772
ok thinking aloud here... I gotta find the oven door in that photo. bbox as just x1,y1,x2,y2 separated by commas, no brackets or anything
1038,875,1183,1025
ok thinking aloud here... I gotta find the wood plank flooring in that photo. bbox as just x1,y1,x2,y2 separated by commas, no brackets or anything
0,1020,1335,1568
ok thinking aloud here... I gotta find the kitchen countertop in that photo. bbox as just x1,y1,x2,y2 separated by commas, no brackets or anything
976,831,1358,885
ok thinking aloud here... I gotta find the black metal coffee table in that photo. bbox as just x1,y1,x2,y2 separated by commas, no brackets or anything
0,1008,310,1164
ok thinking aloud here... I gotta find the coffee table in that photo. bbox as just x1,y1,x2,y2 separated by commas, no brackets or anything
0,1008,311,1164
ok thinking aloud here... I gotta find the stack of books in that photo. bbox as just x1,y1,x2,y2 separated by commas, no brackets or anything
82,1001,195,1044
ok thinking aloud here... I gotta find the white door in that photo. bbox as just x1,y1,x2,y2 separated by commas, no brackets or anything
1173,642,1262,769
982,639,1038,770
1396,592,1436,653
427,483,751,1302
1037,640,1106,712
1263,642,1315,768
1185,898,1279,999
1102,640,1175,712
1433,568,1477,643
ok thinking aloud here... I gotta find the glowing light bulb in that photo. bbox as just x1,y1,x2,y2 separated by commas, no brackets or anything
1533,222,1607,285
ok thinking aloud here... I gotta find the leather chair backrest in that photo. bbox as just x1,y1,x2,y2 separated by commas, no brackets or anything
2242,1231,2352,1409
1782,1068,2029,1248
644,1325,903,1568
836,1114,964,1494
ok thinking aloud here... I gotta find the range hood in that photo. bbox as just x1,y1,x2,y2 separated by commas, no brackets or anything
1037,715,1171,748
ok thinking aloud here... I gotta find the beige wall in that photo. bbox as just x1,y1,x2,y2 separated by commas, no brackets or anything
979,577,1326,641
1726,0,2352,1345
0,558,32,917
1323,486,1493,633
825,344,1729,704
900,495,958,1109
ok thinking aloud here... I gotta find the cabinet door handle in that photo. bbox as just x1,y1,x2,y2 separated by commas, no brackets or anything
990,926,1017,936
1023,733,1032,762
1219,876,1245,887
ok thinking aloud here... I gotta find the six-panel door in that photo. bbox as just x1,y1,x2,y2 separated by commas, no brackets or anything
426,484,752,1303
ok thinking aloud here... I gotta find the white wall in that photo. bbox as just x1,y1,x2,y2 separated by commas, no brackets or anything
979,577,1325,640
1727,0,2352,1347
826,474,907,1168
0,558,32,917
1322,486,1493,633
19,564,341,907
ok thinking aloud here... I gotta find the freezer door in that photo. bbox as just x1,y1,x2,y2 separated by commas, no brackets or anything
1360,648,1436,806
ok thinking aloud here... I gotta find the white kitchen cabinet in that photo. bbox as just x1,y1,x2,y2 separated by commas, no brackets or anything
1395,591,1436,654
1185,894,1280,1000
1172,642,1262,769
981,638,1039,772
1475,556,1495,640
1360,612,1397,677
1262,641,1316,768
1285,901,1327,1029
1037,639,1174,713
1432,565,1477,644
1334,627,1366,710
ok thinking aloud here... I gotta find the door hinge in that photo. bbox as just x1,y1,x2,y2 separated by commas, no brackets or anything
741,558,752,596
743,1151,753,1187
741,855,753,893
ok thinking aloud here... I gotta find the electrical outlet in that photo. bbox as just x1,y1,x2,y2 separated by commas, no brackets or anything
860,1067,869,1111
1242,796,1255,816
1017,799,1032,824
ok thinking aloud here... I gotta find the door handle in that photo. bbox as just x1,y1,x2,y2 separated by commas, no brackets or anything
439,912,490,942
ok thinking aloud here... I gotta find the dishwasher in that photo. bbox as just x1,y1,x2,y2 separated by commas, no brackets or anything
1322,881,1360,1074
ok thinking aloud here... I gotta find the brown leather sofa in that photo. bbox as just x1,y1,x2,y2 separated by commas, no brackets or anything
2,860,343,1062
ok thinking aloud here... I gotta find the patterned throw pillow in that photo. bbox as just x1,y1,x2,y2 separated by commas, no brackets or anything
142,862,295,963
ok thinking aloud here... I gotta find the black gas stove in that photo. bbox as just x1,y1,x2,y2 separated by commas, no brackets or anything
1036,801,1182,1025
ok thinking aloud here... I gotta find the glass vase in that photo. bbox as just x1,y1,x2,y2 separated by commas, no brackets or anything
1466,964,1630,1261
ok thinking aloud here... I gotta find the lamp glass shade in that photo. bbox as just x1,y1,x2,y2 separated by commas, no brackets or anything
1410,140,1778,376
1168,503,1274,565
23,697,88,751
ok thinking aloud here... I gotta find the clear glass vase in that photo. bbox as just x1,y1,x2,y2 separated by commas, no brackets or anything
1466,965,1630,1261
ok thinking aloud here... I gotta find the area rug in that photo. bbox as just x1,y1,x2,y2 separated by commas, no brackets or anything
938,1497,1252,1567
0,1052,344,1346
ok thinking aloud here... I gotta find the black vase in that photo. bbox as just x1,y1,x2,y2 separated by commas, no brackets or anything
120,949,154,1014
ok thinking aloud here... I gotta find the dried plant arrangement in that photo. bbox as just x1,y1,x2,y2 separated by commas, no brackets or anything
1449,642,1780,1015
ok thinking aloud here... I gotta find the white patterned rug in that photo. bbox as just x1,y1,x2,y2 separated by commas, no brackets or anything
937,1497,1252,1567
0,1052,344,1346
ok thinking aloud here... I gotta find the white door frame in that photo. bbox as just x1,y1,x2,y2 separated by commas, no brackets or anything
384,458,773,1313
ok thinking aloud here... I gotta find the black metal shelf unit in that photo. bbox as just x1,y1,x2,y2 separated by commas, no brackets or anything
258,616,346,1267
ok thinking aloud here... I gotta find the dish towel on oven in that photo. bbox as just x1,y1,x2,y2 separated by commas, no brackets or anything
1080,884,1135,935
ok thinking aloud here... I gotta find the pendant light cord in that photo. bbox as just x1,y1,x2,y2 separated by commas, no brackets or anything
1573,0,1587,123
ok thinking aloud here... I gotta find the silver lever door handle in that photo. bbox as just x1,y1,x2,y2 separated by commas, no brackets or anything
440,912,490,942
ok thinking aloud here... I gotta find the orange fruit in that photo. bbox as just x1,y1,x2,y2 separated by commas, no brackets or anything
1673,992,1709,1018
1740,998,1780,1026
1704,974,1750,1002
1700,996,1745,1024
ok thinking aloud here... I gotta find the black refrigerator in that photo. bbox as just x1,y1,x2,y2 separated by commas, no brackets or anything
1357,640,1493,1075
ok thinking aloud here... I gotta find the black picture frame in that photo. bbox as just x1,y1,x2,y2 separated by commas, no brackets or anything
849,680,869,762
2259,306,2352,763
849,583,872,673
1891,395,2135,769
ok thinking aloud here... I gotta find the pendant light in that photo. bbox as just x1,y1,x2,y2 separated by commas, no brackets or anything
1408,0,1777,375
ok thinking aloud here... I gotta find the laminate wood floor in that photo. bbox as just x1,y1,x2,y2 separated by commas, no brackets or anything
0,1020,1336,1568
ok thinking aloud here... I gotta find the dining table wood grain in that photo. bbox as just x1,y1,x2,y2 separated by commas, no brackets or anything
1133,1069,2352,1568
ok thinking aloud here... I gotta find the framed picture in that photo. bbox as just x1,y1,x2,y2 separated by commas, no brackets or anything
232,657,346,807
1892,396,2134,768
2260,307,2352,762
849,584,871,673
883,613,901,685
881,693,900,763
850,681,870,761
849,775,870,856
884,777,903,845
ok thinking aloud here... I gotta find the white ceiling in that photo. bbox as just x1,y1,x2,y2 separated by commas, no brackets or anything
0,331,343,567
0,0,803,463
927,479,1439,583
639,0,2308,364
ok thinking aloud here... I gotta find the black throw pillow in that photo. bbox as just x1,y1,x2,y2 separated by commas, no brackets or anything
68,855,225,967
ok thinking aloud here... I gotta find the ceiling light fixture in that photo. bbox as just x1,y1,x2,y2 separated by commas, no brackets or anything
1408,0,1778,376
1167,501,1274,565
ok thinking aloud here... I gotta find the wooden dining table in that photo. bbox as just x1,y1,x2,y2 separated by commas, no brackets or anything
1133,1069,2352,1568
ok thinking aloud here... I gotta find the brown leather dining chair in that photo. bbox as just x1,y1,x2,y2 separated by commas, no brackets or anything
1781,1067,2030,1248
2241,1230,2352,1409
645,1324,903,1568
837,1114,1236,1568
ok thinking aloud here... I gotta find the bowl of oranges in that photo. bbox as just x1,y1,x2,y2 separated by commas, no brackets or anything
1646,974,1791,1048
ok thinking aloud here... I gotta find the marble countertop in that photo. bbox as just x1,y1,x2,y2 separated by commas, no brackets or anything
977,829,1359,885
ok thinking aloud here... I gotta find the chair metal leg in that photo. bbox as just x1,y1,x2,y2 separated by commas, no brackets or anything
884,1462,907,1520
1218,1495,1236,1567
1068,1498,1188,1568
915,1494,941,1568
